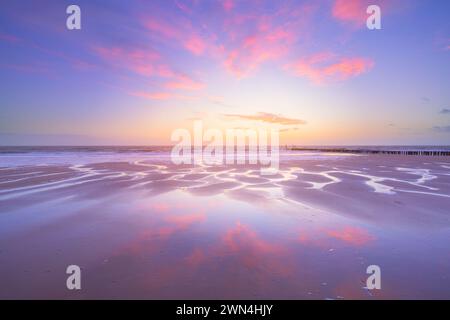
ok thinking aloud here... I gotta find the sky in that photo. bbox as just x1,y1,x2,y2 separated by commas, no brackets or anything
0,0,449,146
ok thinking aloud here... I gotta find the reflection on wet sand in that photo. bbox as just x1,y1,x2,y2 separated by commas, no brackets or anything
0,153,449,299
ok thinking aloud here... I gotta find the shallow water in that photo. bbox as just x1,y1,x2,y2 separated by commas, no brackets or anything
0,151,449,299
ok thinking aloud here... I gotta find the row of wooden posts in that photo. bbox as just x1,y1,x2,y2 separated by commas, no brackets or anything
289,148,450,156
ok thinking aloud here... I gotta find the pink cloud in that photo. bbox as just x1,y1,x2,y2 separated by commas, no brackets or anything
222,20,295,77
184,35,207,55
145,19,180,39
157,212,206,237
298,225,375,248
130,91,199,101
130,91,173,100
222,0,234,12
93,45,168,77
174,222,294,281
93,44,205,94
220,3,316,78
332,0,368,27
223,112,306,125
165,75,205,91
287,52,374,84
218,222,291,274
166,212,206,225
325,57,373,77
145,18,212,56
151,202,171,212
222,222,279,255
142,2,317,78
327,226,375,246
224,37,289,78
222,28,293,78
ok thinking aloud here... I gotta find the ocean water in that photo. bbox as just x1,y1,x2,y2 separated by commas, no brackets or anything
0,146,357,167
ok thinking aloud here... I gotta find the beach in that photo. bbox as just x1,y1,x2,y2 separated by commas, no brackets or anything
0,149,449,299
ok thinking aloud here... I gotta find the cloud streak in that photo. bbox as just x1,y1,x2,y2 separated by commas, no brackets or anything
286,52,374,84
93,44,205,96
223,112,306,125
164,75,205,91
130,91,173,100
327,226,375,246
332,0,369,27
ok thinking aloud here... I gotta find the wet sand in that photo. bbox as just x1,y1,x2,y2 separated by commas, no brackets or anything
0,153,449,299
